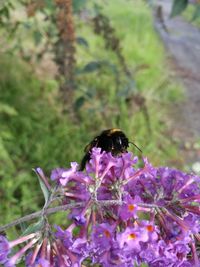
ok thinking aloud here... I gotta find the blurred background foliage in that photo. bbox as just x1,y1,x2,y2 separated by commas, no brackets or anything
171,0,200,23
0,0,197,228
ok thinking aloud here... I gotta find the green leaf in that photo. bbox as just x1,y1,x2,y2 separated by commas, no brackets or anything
34,168,50,205
74,96,85,110
0,103,18,116
117,79,136,98
44,0,55,10
78,60,117,74
192,4,200,21
85,87,97,99
83,61,101,72
0,6,10,19
0,136,13,162
76,37,89,48
33,30,43,46
22,21,32,29
170,0,188,17
39,178,50,205
139,263,149,267
93,3,103,16
73,0,87,13
22,218,44,236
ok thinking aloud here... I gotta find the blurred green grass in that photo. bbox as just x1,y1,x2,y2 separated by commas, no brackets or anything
0,0,182,233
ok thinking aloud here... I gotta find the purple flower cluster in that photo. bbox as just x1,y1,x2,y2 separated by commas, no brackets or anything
1,148,200,266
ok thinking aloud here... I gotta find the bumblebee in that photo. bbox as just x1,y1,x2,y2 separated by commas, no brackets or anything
80,128,141,170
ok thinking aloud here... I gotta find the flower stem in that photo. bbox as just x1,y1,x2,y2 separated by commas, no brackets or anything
0,202,84,232
0,199,124,232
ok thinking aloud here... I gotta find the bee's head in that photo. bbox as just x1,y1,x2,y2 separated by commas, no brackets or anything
109,130,129,154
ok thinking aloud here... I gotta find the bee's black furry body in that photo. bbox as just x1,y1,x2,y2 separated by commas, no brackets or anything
80,128,129,171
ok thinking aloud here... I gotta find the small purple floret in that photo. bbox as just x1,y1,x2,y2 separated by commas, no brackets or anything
0,236,10,264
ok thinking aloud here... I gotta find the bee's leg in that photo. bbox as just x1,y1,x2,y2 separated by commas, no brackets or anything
79,153,91,171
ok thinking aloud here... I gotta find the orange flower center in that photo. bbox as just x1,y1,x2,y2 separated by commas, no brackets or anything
128,204,135,212
146,225,154,232
104,230,111,238
128,233,136,240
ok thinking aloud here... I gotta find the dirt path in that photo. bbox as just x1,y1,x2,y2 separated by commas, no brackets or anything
153,0,200,169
